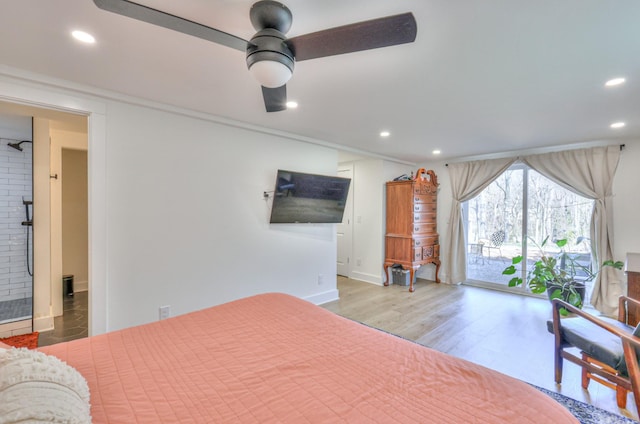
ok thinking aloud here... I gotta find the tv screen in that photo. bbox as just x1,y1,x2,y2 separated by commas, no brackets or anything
269,170,351,224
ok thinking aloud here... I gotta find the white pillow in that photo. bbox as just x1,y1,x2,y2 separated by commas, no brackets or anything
0,347,91,423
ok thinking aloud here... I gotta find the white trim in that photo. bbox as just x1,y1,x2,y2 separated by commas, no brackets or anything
0,65,412,165
447,139,626,165
33,315,54,333
0,71,108,336
72,280,89,293
350,271,383,285
304,289,339,305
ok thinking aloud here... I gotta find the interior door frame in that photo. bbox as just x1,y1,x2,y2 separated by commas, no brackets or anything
337,163,354,277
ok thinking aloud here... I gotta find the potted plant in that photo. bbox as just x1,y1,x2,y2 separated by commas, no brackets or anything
502,237,623,314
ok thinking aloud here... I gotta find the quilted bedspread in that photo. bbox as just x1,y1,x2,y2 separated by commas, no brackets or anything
40,293,577,423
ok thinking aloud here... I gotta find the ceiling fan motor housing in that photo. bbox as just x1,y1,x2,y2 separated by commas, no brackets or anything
249,0,292,33
246,28,295,86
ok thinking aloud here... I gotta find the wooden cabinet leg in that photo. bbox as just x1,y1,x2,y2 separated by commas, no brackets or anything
383,264,390,286
409,268,415,292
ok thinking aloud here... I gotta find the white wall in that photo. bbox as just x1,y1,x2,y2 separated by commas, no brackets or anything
104,102,340,330
345,158,413,285
0,70,344,334
613,140,640,266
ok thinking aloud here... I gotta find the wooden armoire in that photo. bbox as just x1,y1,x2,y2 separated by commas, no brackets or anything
384,168,440,292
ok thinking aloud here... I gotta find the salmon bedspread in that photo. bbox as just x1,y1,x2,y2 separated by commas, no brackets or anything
40,293,577,423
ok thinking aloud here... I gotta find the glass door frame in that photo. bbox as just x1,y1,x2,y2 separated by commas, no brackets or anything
463,162,542,298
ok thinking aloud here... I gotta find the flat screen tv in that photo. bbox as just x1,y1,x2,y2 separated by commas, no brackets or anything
269,170,351,224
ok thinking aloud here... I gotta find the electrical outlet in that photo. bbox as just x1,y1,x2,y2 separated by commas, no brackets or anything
318,274,324,285
159,305,170,320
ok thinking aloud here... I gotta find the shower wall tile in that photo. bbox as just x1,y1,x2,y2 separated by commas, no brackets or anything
0,143,32,303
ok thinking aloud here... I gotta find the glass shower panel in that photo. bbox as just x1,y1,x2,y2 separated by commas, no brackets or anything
0,114,33,327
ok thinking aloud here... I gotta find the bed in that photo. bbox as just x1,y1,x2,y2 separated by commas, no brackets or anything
4,293,576,423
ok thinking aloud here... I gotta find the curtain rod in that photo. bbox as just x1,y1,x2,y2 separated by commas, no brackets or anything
445,143,626,166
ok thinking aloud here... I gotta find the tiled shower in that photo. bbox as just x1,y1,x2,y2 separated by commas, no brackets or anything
0,115,33,325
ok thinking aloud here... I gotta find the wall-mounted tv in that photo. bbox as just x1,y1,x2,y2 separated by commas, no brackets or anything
269,170,351,224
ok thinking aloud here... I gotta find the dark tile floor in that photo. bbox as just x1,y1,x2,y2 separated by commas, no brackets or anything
39,291,88,347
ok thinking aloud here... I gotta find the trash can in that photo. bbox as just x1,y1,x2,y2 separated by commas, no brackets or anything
391,264,414,286
63,274,74,297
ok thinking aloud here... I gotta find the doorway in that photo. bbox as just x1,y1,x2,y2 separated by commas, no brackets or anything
0,102,88,341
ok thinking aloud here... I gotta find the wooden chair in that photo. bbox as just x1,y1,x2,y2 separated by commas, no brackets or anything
483,230,505,262
550,296,640,415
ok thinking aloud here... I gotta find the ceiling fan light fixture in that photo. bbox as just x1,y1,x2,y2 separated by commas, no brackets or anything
248,59,293,88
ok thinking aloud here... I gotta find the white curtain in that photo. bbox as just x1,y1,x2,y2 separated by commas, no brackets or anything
523,145,621,315
445,157,517,284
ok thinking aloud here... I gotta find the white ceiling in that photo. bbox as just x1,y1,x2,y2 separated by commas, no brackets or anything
0,0,638,162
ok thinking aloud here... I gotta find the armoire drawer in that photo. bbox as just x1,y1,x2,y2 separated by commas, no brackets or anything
413,236,438,247
413,212,437,223
413,203,437,213
412,222,437,234
413,194,437,204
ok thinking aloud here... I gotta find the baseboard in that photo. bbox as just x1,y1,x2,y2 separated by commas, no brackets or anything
349,271,383,285
305,289,339,305
33,315,54,332
73,280,88,292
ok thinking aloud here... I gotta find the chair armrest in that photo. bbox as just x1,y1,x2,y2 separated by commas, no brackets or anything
552,299,640,350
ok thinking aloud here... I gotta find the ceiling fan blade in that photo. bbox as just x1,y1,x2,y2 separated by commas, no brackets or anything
262,85,287,112
93,0,248,52
287,12,417,62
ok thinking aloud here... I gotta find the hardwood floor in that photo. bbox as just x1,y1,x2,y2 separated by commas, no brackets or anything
322,276,638,421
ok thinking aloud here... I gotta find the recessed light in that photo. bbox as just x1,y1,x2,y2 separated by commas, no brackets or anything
432,150,441,155
605,77,626,87
380,131,390,137
610,122,626,129
72,30,96,44
286,101,298,109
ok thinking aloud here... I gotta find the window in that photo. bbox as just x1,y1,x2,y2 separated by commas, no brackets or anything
464,164,594,298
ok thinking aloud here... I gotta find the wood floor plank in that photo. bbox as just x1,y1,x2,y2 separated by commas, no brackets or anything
322,276,638,420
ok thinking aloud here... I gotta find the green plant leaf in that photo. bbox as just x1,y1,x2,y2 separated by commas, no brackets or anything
567,292,581,307
511,256,523,265
507,277,522,287
559,307,569,317
548,289,563,300
602,260,624,270
502,266,517,275
555,239,568,248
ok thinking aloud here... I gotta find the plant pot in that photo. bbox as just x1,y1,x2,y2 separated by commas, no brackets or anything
545,280,586,308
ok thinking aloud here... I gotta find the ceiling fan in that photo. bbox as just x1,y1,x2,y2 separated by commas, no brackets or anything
93,0,417,112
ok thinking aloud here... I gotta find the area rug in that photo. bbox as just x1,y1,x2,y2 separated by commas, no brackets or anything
0,331,39,349
533,384,638,423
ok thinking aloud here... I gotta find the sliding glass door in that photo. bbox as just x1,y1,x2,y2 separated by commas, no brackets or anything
464,164,594,297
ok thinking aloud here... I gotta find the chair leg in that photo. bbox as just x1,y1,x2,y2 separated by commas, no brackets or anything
554,346,563,384
616,386,628,409
581,352,590,389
